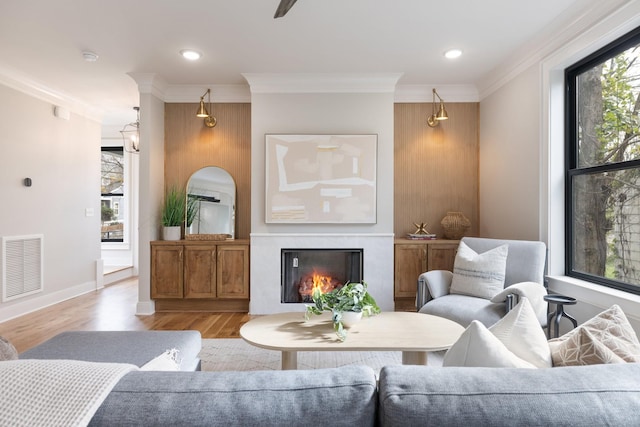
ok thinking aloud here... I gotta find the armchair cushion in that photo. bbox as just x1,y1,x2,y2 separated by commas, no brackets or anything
450,242,508,299
419,294,504,327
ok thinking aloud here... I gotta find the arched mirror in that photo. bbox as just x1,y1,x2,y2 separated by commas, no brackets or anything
185,166,235,239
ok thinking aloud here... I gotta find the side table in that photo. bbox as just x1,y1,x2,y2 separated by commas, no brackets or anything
544,294,578,338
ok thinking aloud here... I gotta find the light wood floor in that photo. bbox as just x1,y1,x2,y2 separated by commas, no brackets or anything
0,278,253,353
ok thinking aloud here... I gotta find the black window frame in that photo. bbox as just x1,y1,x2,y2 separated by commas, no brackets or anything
565,25,640,295
101,146,125,243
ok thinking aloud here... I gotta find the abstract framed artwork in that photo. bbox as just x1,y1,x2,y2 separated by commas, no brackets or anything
265,134,377,224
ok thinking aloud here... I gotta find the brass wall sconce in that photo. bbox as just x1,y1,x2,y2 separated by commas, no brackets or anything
196,88,217,128
427,88,449,127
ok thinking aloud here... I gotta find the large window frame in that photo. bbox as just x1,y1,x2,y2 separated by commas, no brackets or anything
565,26,640,295
101,146,125,243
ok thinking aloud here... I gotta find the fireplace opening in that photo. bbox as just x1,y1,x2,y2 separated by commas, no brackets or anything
281,248,363,303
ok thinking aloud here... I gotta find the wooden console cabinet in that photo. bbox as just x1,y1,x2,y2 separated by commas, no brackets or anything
394,239,458,311
151,239,249,312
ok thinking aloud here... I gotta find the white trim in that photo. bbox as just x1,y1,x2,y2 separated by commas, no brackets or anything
0,64,103,122
250,232,395,238
136,300,155,315
163,84,251,103
127,72,168,99
548,276,640,323
0,280,96,323
394,84,479,103
242,73,403,94
478,0,632,100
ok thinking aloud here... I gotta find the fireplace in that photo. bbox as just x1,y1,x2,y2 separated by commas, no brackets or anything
281,248,363,303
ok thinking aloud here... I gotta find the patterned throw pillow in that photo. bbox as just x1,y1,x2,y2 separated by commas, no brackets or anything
449,242,508,299
548,304,640,366
0,336,18,361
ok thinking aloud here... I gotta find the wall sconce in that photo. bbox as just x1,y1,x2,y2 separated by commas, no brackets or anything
427,88,449,127
120,106,140,153
196,89,217,128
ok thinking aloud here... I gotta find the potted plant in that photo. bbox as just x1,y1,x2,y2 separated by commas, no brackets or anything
161,186,186,240
185,194,200,233
305,281,381,341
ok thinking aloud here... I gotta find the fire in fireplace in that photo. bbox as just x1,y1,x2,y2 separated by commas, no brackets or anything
281,248,363,303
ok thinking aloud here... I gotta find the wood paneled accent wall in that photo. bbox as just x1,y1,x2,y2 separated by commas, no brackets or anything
394,103,479,238
164,103,251,239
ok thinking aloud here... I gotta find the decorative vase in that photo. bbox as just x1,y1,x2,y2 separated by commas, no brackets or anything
163,226,181,241
441,212,471,240
340,311,363,328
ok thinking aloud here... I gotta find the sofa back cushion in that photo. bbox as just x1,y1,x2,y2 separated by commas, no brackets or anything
90,366,378,426
378,364,640,427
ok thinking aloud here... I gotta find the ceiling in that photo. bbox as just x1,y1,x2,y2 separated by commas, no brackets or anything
0,0,593,125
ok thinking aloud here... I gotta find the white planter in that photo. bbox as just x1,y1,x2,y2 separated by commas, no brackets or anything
340,311,363,328
163,226,181,241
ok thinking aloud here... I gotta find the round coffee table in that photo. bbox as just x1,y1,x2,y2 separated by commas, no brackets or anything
240,311,464,370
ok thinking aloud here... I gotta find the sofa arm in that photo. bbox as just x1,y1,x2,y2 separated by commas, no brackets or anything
416,270,453,310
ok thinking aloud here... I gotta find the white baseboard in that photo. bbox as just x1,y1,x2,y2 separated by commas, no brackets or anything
0,281,96,323
136,300,155,315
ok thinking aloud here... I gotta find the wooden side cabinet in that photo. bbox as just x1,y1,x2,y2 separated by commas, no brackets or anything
217,245,250,299
151,245,184,298
151,240,250,311
394,239,458,311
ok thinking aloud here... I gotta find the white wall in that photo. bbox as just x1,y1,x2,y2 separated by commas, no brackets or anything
250,91,395,235
0,84,101,322
136,88,165,315
479,64,541,241
247,78,397,313
479,1,640,334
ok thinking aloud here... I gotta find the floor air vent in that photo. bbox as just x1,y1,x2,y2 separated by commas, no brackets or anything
2,235,43,302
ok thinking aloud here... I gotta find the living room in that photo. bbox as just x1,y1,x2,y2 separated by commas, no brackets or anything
1,2,640,337
3,2,640,425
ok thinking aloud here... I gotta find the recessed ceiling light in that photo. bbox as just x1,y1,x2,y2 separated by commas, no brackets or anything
180,49,202,61
444,49,462,59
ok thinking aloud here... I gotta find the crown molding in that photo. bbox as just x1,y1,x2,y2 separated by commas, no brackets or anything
394,84,479,102
242,73,403,94
127,72,168,100
476,0,632,100
0,64,103,122
163,84,251,103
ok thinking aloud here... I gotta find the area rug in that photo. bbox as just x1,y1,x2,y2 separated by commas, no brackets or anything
198,338,444,372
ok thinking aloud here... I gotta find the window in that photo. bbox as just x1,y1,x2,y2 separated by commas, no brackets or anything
566,26,640,294
101,147,125,242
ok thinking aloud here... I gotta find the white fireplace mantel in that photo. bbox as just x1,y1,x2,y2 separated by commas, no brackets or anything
249,233,395,314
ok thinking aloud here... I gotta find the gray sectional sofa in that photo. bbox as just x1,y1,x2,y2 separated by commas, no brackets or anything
19,331,640,426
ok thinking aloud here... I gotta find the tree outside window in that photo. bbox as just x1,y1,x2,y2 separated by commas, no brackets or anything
567,27,640,294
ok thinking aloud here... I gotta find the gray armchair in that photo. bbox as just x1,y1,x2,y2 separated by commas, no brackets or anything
417,237,547,328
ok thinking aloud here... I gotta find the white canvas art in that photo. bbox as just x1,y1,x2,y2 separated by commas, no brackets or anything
265,134,377,223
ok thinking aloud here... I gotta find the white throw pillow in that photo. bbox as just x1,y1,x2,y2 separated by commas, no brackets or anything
489,297,552,368
141,348,181,371
443,320,535,368
449,242,508,299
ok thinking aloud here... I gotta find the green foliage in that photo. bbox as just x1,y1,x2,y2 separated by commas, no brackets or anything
305,281,380,341
101,205,115,222
186,195,200,227
161,186,187,227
